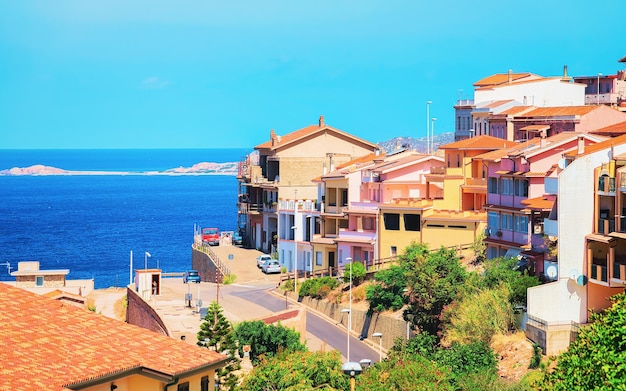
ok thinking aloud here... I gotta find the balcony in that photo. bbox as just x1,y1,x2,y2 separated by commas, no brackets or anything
465,177,486,187
278,199,318,213
598,218,615,234
590,263,608,284
430,167,446,175
613,261,626,281
598,177,616,193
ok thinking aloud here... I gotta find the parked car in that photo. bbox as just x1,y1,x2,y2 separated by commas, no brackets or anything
183,270,201,284
201,228,220,246
262,260,281,274
257,254,273,268
232,232,243,245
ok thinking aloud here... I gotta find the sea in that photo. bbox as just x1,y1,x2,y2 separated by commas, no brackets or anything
0,149,248,289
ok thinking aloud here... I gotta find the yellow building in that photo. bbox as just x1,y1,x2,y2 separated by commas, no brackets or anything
0,283,227,391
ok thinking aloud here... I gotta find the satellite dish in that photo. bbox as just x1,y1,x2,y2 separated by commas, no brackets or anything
557,158,568,170
576,275,588,286
569,268,580,280
546,265,558,279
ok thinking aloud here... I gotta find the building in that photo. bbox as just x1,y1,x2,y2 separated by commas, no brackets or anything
237,116,379,253
573,56,626,107
0,282,227,391
526,134,626,355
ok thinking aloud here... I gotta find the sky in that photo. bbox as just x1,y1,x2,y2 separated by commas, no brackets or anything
0,1,624,149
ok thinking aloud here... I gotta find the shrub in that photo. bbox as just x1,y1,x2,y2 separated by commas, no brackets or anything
298,276,340,299
366,264,407,312
434,340,498,386
343,261,366,285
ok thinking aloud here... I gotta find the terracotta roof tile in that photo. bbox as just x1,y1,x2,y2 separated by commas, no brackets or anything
473,73,534,87
0,283,227,390
590,120,626,136
439,135,518,150
521,196,555,211
519,106,598,117
499,105,536,116
578,133,626,156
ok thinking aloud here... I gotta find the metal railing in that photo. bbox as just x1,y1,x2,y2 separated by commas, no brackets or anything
192,237,231,276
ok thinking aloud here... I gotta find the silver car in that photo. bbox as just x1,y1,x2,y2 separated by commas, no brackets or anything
257,254,272,268
262,260,281,274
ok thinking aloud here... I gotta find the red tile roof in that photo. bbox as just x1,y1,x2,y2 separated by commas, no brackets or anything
499,105,536,116
521,196,555,211
590,120,626,136
0,283,227,391
519,106,598,117
439,135,518,150
473,73,534,87
577,133,626,157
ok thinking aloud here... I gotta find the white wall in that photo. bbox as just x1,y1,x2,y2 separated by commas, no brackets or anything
475,79,585,107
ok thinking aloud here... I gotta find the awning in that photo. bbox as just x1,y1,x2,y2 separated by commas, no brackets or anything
521,196,554,211
520,125,550,132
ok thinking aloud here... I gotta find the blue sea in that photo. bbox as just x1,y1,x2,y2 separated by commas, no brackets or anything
0,149,248,288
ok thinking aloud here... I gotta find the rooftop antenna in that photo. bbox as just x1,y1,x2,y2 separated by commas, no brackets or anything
1,262,12,275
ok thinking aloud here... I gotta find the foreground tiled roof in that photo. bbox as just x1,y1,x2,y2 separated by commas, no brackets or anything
0,283,227,391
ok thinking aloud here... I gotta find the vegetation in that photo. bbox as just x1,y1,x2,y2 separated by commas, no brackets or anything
342,261,366,285
403,244,468,337
234,320,307,365
480,257,540,307
298,276,340,299
537,293,626,390
365,264,408,312
241,350,349,391
197,301,240,390
442,284,515,345
222,273,236,285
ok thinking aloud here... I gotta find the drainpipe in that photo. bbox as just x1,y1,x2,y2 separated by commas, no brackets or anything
164,377,179,391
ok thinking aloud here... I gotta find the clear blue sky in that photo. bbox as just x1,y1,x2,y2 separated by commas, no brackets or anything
0,1,623,149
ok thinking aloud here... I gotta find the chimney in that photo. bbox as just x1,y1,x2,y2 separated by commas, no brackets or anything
563,65,568,78
578,136,585,154
540,129,547,148
270,129,278,147
508,69,512,84
319,115,325,127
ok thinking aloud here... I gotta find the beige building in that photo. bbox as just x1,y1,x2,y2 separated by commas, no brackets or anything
8,260,94,299
238,116,379,253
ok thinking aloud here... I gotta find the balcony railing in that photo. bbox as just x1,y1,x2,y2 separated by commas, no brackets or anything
278,199,318,213
465,178,486,186
613,261,626,280
430,167,446,175
598,177,616,193
590,264,608,283
598,218,615,234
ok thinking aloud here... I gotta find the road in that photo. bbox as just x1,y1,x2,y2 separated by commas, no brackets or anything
226,283,379,363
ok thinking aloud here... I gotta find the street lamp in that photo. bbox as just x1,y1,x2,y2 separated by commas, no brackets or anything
597,73,603,105
341,308,351,361
431,117,437,154
426,101,432,154
342,361,363,391
373,332,383,362
144,251,151,269
291,225,298,294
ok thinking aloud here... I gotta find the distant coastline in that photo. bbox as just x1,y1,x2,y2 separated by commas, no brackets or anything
0,162,239,176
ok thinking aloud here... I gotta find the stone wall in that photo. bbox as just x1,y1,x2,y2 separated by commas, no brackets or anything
295,294,409,351
192,247,222,283
126,287,169,336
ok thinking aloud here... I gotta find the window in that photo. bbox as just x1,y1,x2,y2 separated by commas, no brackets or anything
316,251,323,266
488,177,498,194
363,217,375,231
488,211,500,231
339,219,348,229
177,382,189,391
500,177,513,195
403,214,421,231
501,213,513,230
391,246,397,257
36,276,44,287
341,189,348,206
514,214,529,233
383,213,400,230
514,178,528,197
201,376,209,391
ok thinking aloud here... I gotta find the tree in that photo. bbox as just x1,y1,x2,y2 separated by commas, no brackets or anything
241,350,349,391
234,320,307,365
481,257,540,307
366,264,408,312
402,244,467,337
537,293,626,390
343,261,366,285
197,301,240,390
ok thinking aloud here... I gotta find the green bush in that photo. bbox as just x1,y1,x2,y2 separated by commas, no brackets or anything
343,261,366,285
298,276,339,299
366,264,407,312
434,340,499,386
234,320,307,365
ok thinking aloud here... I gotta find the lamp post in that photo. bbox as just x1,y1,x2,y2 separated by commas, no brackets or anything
597,73,603,105
431,117,437,154
373,332,383,362
291,225,298,294
426,101,432,154
144,251,151,269
341,308,351,361
341,362,362,391
346,257,353,359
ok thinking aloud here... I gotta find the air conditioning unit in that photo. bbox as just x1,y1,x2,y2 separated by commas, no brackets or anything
534,224,543,234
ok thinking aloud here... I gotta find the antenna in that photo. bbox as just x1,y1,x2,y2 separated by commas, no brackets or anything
1,262,12,274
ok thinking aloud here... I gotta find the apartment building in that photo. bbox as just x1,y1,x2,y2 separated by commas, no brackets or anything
237,116,379,253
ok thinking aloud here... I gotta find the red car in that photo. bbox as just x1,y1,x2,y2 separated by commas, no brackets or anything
202,228,220,246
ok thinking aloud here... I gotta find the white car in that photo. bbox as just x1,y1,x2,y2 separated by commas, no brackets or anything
257,254,273,268
262,260,281,274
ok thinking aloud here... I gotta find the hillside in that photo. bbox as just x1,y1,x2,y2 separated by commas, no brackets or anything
377,132,455,154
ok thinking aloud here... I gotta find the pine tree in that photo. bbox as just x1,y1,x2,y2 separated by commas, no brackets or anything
197,300,241,390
